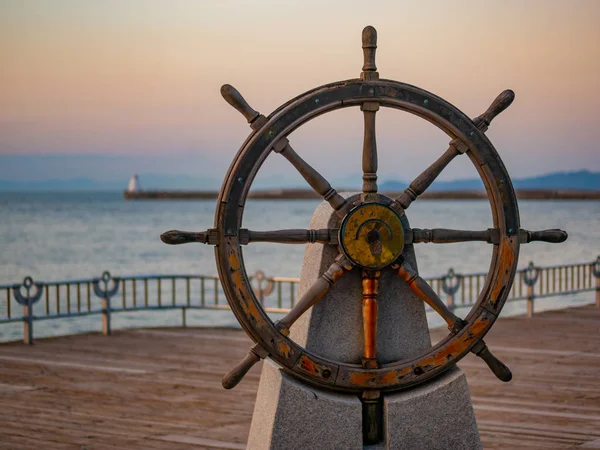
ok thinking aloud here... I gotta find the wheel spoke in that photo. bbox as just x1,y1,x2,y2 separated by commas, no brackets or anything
272,139,347,211
239,229,337,245
393,261,466,334
471,340,512,382
361,102,379,194
276,255,353,334
394,89,515,210
222,342,269,389
362,270,380,369
160,229,216,245
409,228,498,244
161,228,338,245
408,227,568,245
519,228,567,244
220,84,267,130
394,141,467,209
220,84,347,211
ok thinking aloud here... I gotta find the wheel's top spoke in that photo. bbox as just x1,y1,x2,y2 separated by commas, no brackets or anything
361,102,379,195
360,26,378,81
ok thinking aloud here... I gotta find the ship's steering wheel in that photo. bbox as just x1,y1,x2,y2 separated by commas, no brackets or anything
161,26,567,394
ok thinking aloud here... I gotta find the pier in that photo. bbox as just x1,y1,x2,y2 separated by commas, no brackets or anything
0,304,599,449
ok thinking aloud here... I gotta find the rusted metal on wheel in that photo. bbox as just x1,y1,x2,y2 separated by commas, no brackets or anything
161,25,568,393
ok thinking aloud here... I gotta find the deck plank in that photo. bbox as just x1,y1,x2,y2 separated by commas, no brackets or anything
0,304,599,449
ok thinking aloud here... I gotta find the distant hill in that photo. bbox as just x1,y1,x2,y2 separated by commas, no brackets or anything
0,170,599,192
379,170,600,192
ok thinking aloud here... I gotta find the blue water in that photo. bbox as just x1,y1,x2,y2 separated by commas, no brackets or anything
0,192,598,341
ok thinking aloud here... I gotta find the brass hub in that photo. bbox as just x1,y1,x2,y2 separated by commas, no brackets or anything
339,203,405,269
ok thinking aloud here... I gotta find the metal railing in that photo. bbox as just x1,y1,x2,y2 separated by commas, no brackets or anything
2,257,599,344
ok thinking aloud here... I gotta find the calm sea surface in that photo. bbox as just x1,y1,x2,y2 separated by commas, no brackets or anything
0,192,598,341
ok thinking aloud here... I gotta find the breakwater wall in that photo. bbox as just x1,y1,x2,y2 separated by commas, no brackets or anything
123,188,600,200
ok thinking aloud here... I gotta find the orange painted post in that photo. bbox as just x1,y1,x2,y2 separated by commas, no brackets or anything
526,284,534,318
93,272,119,337
102,296,111,336
13,277,43,345
23,302,33,345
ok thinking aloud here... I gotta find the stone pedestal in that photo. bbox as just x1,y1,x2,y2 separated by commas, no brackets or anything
247,359,363,450
384,366,481,450
247,196,481,449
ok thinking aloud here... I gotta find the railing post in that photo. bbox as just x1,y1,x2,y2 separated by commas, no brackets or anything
593,256,600,308
523,262,540,318
93,271,119,336
13,277,43,345
102,296,111,335
182,307,187,327
441,268,461,310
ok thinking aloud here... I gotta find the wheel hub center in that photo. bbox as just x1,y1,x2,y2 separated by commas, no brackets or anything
339,202,405,269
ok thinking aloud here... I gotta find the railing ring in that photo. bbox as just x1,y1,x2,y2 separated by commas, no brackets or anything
251,270,275,299
93,271,120,299
13,276,44,306
441,268,462,296
523,262,540,286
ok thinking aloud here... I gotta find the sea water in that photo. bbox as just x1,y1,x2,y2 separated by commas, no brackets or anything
0,192,598,341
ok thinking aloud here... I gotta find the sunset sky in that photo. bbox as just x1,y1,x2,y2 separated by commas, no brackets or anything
1,0,599,187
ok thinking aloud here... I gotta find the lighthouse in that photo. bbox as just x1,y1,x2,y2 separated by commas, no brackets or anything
127,174,141,193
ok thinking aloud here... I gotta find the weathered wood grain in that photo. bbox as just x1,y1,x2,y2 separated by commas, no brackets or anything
1,305,599,449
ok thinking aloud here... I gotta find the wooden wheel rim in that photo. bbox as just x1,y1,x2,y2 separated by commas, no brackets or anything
214,79,520,393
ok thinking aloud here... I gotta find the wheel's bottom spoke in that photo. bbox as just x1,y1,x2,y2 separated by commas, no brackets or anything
362,271,380,369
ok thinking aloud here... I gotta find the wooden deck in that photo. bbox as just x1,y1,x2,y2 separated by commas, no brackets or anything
1,305,599,449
